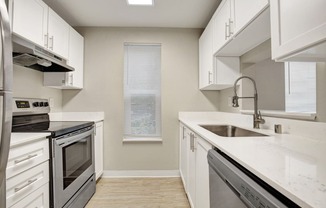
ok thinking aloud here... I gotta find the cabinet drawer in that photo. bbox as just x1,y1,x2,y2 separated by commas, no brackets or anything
6,162,49,208
7,139,49,178
10,183,49,208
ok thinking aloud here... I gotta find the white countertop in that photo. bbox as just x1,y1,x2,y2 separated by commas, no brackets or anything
179,112,326,208
11,133,51,147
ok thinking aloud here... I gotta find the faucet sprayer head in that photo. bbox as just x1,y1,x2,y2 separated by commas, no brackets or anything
232,96,239,107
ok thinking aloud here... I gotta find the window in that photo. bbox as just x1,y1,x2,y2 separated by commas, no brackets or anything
124,44,161,140
285,62,316,113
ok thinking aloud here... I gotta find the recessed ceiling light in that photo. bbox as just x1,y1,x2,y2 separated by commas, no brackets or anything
127,0,154,6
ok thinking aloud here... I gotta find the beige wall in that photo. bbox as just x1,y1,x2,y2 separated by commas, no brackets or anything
241,59,285,111
219,41,326,123
62,27,219,170
13,65,63,112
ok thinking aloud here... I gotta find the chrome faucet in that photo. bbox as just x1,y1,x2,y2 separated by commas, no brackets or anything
232,76,265,129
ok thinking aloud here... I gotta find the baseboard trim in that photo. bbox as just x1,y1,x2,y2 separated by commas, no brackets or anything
102,170,180,178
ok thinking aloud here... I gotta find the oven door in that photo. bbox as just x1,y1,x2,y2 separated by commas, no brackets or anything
52,126,95,208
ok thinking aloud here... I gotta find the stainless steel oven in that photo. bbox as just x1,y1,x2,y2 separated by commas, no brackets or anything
12,98,96,208
51,125,95,208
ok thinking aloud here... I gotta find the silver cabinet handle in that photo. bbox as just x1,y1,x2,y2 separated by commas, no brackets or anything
189,133,192,151
190,133,195,152
225,22,230,40
229,18,234,36
49,36,54,50
70,74,73,85
208,71,213,84
14,178,38,192
14,154,38,164
44,34,48,48
182,126,186,140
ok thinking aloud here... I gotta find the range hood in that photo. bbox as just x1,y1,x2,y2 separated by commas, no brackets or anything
12,36,74,72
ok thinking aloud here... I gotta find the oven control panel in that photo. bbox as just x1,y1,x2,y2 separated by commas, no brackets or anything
13,98,50,116
15,100,30,108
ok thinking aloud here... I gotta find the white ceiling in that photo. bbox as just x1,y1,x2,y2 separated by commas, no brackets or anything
42,0,221,28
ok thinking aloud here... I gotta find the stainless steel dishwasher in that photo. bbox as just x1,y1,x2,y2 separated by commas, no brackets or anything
207,148,300,208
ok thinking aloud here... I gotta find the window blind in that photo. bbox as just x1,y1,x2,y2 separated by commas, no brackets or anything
124,44,161,138
285,62,316,113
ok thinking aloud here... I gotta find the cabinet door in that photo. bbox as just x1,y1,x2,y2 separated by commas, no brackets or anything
10,183,49,208
188,133,196,208
233,0,268,34
67,27,84,89
94,122,104,180
48,8,70,59
6,162,49,207
213,0,232,53
7,139,49,179
195,137,211,208
199,20,214,89
11,0,48,47
270,0,326,61
179,124,188,190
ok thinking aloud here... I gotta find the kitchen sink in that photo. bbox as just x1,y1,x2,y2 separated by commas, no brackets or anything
199,125,268,137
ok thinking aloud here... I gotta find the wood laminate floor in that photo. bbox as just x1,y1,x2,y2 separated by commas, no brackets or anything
85,177,190,208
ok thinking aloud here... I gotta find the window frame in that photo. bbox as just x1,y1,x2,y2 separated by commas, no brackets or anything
123,43,162,142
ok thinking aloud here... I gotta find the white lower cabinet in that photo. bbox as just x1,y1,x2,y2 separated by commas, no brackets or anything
10,183,49,208
6,136,50,208
94,121,104,180
179,123,212,208
195,137,211,208
179,125,188,190
188,132,196,208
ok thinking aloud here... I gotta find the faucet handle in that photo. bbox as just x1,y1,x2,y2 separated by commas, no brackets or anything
232,96,239,107
258,111,265,124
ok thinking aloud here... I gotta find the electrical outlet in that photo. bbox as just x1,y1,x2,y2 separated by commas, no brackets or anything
49,97,54,107
228,96,232,107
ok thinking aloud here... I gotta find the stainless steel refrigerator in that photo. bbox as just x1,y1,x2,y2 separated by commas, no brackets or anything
0,0,13,207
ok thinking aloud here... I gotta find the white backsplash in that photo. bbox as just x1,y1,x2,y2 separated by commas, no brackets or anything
179,111,326,142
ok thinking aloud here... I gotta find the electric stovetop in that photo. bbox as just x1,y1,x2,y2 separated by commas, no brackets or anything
12,114,94,138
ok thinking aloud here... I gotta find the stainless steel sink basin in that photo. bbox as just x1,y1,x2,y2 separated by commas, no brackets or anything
200,125,268,137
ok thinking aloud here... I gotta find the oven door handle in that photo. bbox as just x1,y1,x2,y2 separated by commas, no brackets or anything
56,127,94,147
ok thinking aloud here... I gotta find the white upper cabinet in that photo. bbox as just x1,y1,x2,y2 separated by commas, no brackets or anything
43,27,84,89
270,0,326,62
11,0,48,48
199,12,240,91
10,0,69,60
213,0,232,53
47,8,70,59
66,27,84,89
199,20,214,89
213,0,269,56
233,0,269,34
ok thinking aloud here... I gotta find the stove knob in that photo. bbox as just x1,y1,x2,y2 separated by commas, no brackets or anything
33,102,39,107
39,102,44,107
44,102,49,107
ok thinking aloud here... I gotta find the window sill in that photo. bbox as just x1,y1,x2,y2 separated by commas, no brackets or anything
123,137,162,143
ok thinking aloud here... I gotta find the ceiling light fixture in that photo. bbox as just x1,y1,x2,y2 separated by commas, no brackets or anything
127,0,154,6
